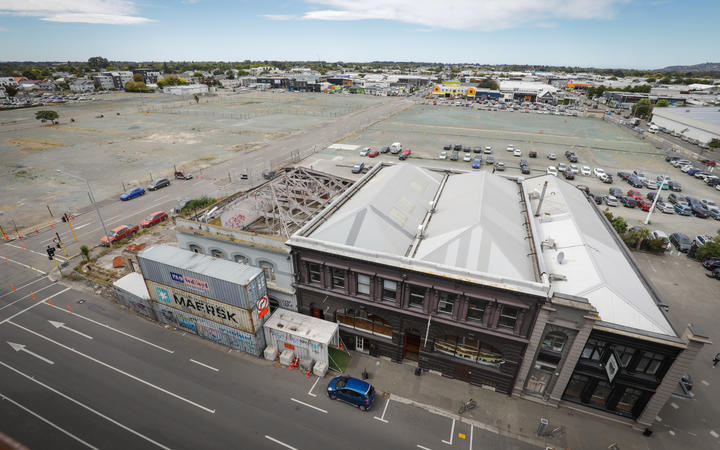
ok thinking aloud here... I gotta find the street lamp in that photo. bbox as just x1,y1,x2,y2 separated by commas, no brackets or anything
644,175,668,225
56,170,111,246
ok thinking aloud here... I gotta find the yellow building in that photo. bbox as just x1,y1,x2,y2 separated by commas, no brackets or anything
431,83,476,98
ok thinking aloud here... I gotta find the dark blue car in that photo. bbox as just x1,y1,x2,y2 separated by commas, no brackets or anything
120,187,145,201
472,157,482,169
327,376,375,411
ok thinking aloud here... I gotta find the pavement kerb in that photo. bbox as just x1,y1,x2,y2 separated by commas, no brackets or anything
388,393,548,449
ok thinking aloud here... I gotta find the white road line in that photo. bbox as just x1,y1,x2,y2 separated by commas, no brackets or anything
7,342,54,365
44,302,174,353
469,425,473,450
0,287,70,324
0,361,172,450
417,445,432,450
104,214,123,222
711,430,719,439
307,376,320,397
0,254,48,275
0,392,99,450
0,282,58,312
74,222,92,230
290,398,327,414
669,430,676,436
656,416,662,422
702,380,710,386
190,359,219,372
9,321,214,414
265,435,299,450
670,402,679,409
5,243,68,262
0,276,47,298
49,320,93,340
374,397,390,423
688,432,697,436
442,418,455,445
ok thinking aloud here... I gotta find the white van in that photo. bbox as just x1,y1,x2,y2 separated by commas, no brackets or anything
390,142,402,154
648,124,659,134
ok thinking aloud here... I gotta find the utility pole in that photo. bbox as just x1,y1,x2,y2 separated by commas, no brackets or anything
644,175,668,225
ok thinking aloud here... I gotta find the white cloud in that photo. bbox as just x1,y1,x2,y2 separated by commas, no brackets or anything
301,0,627,31
0,0,153,25
262,14,298,20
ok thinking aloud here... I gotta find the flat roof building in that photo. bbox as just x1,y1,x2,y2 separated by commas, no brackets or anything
651,106,720,144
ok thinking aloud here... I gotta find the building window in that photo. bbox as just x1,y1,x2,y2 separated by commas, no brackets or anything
615,387,643,415
564,374,589,400
498,306,519,330
408,285,425,309
260,261,276,282
381,279,397,302
433,335,504,367
331,268,345,290
210,249,225,259
336,309,392,339
466,298,487,322
541,332,567,352
613,345,635,368
308,263,322,284
636,351,665,375
581,338,605,361
589,380,612,408
233,254,249,264
188,244,203,254
356,274,370,295
437,292,457,315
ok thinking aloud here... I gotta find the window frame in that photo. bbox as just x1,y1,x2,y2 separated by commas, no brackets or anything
541,332,567,353
259,260,276,282
436,291,457,315
466,298,487,323
581,338,606,361
336,309,392,339
497,305,519,330
307,262,322,284
407,285,426,309
330,267,345,290
356,273,371,296
381,279,398,303
635,351,665,376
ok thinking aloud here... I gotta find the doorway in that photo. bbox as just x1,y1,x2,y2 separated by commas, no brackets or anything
403,332,420,361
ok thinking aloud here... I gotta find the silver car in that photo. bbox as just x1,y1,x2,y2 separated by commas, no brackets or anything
655,201,674,214
605,195,619,207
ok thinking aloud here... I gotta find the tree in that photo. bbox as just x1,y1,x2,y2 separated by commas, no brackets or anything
124,81,152,93
611,216,628,235
476,77,499,90
133,73,144,82
80,245,90,262
655,99,670,107
87,57,109,70
709,138,720,149
632,98,652,119
35,110,59,124
193,71,204,78
193,93,199,104
695,237,720,261
4,84,18,97
157,76,189,88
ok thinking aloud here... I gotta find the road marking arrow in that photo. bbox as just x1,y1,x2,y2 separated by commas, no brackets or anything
48,321,92,339
7,342,54,365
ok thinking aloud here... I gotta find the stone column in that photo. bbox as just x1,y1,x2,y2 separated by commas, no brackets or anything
636,324,711,428
512,305,553,397
547,316,595,405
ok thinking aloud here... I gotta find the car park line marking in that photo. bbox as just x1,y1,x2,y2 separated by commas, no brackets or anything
74,222,92,230
416,445,432,450
0,255,47,275
442,418,455,445
670,402,679,409
44,302,174,353
5,243,68,262
7,342,54,364
190,359,219,372
0,287,69,324
290,398,327,414
702,380,709,386
1,392,100,449
0,283,58,311
656,416,662,422
0,276,47,299
307,376,320,397
669,430,676,436
711,431,719,439
374,397,390,423
265,435,299,450
9,321,214,414
0,361,172,450
469,425,474,450
49,320,93,339
688,431,697,436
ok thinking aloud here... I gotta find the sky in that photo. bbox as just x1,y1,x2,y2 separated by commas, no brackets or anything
0,0,718,69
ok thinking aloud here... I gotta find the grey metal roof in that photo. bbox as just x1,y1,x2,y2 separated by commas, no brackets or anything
652,106,720,133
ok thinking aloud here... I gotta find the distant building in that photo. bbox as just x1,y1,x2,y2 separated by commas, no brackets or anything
430,82,477,98
651,106,720,144
92,75,114,90
101,71,133,90
499,81,558,102
162,84,208,95
133,69,161,84
69,79,95,93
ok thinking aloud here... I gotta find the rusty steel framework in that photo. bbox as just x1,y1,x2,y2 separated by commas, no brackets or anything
223,168,353,239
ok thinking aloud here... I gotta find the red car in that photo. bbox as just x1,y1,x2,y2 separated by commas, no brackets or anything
367,150,379,158
140,211,168,228
700,159,717,167
101,225,138,246
174,170,193,180
399,149,411,160
636,199,652,211
627,189,642,200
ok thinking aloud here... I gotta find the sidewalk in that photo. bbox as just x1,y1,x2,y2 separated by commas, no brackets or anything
346,352,655,450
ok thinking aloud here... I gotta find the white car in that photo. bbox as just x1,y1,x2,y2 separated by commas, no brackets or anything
463,152,472,162
655,201,675,214
360,147,370,157
680,165,694,173
506,145,514,152
547,153,557,160
438,151,447,160
484,146,492,154
569,164,579,174
701,199,719,211
581,166,591,176
513,149,522,157
557,162,567,172
547,166,558,176
593,168,605,178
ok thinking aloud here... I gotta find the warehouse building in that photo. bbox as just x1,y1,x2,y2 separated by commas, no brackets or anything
287,163,708,428
430,82,477,99
651,106,720,144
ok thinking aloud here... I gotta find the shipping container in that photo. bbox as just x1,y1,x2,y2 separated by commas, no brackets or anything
138,245,267,310
113,272,157,320
152,302,265,356
145,280,264,333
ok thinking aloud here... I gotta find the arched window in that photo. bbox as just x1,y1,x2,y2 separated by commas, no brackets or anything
336,309,392,339
433,335,504,367
233,254,249,264
259,261,276,281
210,249,225,259
541,331,567,353
188,244,203,254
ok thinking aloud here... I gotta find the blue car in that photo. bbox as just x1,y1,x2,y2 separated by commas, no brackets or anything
120,187,146,201
472,157,482,169
327,376,376,411
674,203,692,216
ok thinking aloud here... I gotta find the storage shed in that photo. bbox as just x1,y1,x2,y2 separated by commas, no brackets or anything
113,272,156,320
263,309,339,368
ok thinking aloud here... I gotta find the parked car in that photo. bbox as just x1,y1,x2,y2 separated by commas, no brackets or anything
381,146,391,153
669,232,692,252
529,150,537,158
617,171,631,180
443,144,452,150
674,203,692,215
367,149,379,158
263,169,276,180
701,199,718,211
485,155,494,165
568,164,579,174
495,162,505,171
547,153,557,160
521,165,531,174
644,180,659,190
588,193,603,205
627,189,642,200
506,144,514,152
646,192,663,201
576,184,590,194
399,149,411,160
700,159,717,167
655,201,674,214
568,154,578,163
174,170,193,180
636,199,652,211
351,162,365,174
513,149,522,157
694,235,714,248
667,181,682,191
120,187,145,201
691,204,710,218
600,174,613,184
327,376,376,411
621,196,637,208
359,147,370,157
438,151,447,160
650,230,670,251
702,258,720,271
472,157,482,169
547,166,558,176
463,152,472,162
472,146,482,153
140,211,168,228
484,146,492,154
707,268,720,280
593,168,606,178
101,224,138,246
147,178,170,191
453,144,462,151
605,195,619,207
627,176,644,188
557,162,567,172
563,170,575,180
449,151,458,161
581,166,591,176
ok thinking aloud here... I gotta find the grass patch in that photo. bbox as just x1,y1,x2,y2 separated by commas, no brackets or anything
179,196,217,215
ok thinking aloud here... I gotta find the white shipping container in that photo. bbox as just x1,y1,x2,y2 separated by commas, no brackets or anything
146,280,263,333
263,310,338,367
113,273,156,320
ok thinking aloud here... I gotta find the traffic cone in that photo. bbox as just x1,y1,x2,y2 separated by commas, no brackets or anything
305,368,311,378
68,305,73,313
48,299,53,306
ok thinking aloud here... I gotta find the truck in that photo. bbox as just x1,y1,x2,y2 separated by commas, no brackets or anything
630,117,641,127
390,142,402,154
